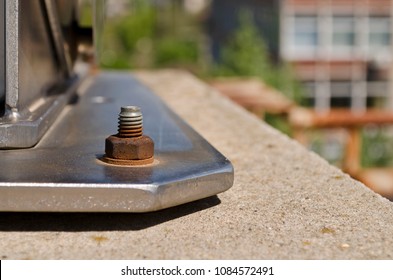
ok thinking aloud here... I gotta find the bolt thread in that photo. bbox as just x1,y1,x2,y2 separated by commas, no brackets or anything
118,106,143,138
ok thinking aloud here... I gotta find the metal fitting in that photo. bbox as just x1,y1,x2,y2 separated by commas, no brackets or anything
103,106,154,166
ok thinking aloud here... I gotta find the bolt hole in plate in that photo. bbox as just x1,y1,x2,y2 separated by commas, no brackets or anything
0,72,234,212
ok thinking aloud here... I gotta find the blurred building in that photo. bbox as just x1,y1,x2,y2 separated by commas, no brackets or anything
208,0,393,199
280,0,393,112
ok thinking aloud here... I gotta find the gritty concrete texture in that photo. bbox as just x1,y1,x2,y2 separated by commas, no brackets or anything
1,70,393,259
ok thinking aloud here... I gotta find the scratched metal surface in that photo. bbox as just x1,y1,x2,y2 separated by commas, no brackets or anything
0,72,234,212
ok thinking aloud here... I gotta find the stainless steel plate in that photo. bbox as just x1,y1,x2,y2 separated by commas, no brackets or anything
0,72,234,212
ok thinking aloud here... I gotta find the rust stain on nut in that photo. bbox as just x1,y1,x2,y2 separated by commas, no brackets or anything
105,135,154,160
102,106,154,166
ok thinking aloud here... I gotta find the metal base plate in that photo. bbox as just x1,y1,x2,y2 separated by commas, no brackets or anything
0,72,233,212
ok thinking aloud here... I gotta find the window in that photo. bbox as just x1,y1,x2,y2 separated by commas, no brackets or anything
367,82,389,108
369,16,391,47
330,96,351,108
330,82,352,108
292,15,318,48
367,96,387,108
331,82,351,97
332,16,355,47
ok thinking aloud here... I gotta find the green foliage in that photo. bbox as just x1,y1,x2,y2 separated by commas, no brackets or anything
267,63,304,104
213,11,304,104
361,126,393,167
214,11,270,78
99,0,201,70
116,5,155,52
154,38,199,66
100,1,156,69
264,114,293,136
78,0,93,27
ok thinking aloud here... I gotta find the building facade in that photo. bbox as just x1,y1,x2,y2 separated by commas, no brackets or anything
280,0,393,112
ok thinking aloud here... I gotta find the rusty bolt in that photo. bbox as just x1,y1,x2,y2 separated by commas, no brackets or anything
104,106,154,165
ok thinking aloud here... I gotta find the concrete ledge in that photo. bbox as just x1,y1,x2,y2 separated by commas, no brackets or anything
1,70,393,259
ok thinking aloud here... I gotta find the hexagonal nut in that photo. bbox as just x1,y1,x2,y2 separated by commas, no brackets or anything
105,135,154,160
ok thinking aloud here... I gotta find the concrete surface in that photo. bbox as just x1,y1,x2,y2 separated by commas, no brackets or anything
1,70,393,259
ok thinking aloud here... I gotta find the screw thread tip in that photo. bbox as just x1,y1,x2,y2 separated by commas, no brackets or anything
118,106,143,138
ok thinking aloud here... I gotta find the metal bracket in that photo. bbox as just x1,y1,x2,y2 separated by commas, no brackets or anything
0,72,234,212
0,0,87,148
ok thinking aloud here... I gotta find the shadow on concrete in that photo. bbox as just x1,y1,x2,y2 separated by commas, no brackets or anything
0,196,220,232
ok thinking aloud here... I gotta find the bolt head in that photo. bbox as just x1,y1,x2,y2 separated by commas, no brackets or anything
105,135,154,160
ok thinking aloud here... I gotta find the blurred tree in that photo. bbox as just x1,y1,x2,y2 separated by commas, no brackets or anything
214,11,270,78
100,0,202,71
155,37,199,66
213,11,303,104
212,11,304,135
100,0,156,69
